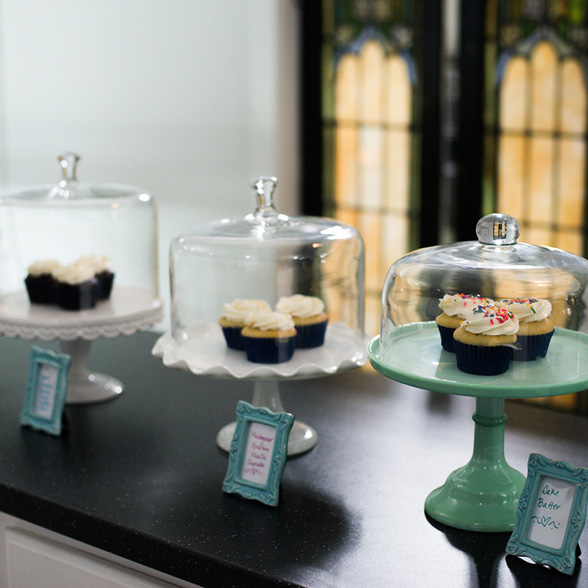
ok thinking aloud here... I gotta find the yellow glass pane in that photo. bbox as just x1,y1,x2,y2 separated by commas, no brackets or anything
335,54,359,122
526,226,552,247
497,135,525,218
385,55,411,126
500,56,528,132
385,130,410,212
558,138,585,228
335,208,359,229
531,42,557,132
528,136,554,223
359,40,385,124
359,126,384,210
555,230,583,255
561,58,587,134
365,296,381,339
358,211,382,292
382,212,409,274
334,126,359,208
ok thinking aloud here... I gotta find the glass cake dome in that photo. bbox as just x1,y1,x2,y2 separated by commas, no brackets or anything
167,176,365,372
0,152,158,299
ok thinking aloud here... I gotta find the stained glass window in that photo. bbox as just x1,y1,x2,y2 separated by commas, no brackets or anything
322,0,423,337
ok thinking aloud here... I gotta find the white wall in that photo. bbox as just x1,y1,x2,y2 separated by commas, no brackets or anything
0,0,300,327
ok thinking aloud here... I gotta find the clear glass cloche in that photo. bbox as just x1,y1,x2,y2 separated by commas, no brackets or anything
0,153,158,301
168,177,365,365
377,213,588,375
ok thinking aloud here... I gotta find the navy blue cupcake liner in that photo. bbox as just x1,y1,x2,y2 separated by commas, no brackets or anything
94,271,115,300
25,274,56,304
512,331,554,361
242,335,296,364
295,320,328,348
221,326,245,351
437,325,456,352
454,340,513,375
54,279,98,311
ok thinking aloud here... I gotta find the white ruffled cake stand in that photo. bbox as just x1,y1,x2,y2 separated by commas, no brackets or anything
152,322,368,456
0,287,163,404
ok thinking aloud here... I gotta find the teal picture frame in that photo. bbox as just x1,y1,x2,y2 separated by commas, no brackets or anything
222,400,294,507
506,453,588,575
20,346,71,436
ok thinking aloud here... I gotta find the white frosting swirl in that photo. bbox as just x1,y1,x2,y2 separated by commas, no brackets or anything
76,255,111,273
244,311,295,332
275,294,325,318
497,298,552,323
27,259,61,276
221,299,271,324
52,263,96,285
460,305,519,336
438,294,495,317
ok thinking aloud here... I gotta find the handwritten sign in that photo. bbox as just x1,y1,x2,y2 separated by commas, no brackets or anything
506,454,588,575
527,476,575,550
21,346,71,436
240,422,276,486
223,401,294,507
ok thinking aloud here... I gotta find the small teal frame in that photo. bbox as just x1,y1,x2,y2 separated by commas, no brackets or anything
506,453,588,575
222,400,294,507
20,346,71,436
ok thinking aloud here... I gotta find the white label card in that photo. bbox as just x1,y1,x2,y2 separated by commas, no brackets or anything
240,422,276,486
33,364,58,420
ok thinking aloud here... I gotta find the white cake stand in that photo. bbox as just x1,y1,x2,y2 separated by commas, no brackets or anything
0,287,163,404
152,321,368,455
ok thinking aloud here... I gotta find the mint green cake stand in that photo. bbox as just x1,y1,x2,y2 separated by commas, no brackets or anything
368,322,588,533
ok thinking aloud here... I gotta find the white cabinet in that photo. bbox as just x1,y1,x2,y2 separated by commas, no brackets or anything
0,513,202,588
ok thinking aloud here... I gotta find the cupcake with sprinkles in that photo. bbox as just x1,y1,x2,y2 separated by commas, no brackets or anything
435,293,495,352
498,298,554,361
453,304,518,375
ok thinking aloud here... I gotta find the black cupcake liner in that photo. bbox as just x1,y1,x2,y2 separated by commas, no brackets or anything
94,271,115,300
25,274,56,304
54,279,98,311
242,335,296,364
295,319,328,348
221,325,245,350
512,331,554,361
454,340,513,375
437,325,456,352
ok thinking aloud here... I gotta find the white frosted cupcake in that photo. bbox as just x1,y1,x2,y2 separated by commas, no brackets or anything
498,298,554,361
453,305,518,375
218,299,271,350
275,294,328,348
76,255,114,300
25,259,61,304
52,263,98,311
241,311,297,363
435,294,495,352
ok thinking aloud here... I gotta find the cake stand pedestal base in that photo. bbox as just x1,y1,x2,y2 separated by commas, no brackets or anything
424,397,526,532
61,339,123,405
216,380,317,456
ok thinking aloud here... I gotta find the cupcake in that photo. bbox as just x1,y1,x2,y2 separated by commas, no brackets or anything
453,305,518,375
24,259,61,304
76,255,114,300
498,298,554,361
218,299,271,350
241,311,297,364
52,263,98,311
275,294,329,348
435,294,495,352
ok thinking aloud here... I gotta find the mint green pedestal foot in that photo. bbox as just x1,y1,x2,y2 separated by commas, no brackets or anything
425,397,526,532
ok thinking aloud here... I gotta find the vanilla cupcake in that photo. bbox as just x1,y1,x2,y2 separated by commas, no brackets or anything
52,263,98,311
453,305,518,375
275,294,328,348
76,255,114,300
218,299,271,350
25,259,61,304
241,311,297,363
498,298,554,361
436,294,495,352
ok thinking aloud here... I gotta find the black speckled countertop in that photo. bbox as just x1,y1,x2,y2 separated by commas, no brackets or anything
0,331,587,587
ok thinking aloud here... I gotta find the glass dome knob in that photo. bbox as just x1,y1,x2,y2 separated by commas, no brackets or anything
251,176,278,219
58,152,81,183
476,213,520,246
